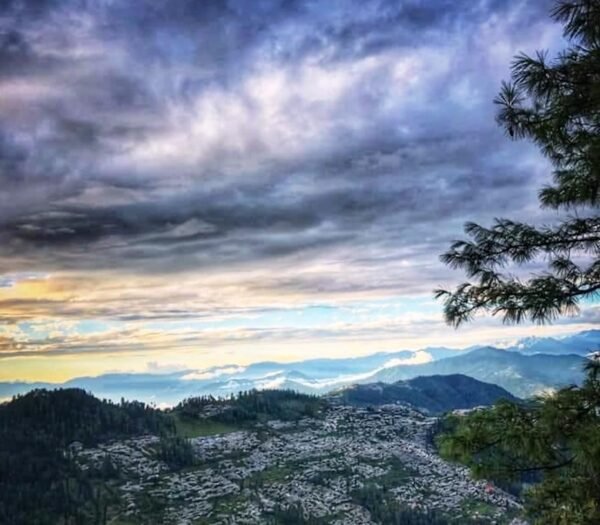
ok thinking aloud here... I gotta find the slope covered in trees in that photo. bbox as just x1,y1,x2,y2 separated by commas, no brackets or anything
0,388,173,525
334,374,518,414
175,388,326,425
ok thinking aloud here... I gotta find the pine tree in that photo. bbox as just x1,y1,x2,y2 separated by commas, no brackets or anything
436,2,600,523
435,0,600,326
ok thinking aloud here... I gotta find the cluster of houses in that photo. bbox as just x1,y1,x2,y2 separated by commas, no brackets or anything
74,403,526,524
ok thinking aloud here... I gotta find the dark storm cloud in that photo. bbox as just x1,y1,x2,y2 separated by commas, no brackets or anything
0,0,560,284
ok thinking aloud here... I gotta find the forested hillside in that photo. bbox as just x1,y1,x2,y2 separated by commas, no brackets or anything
0,389,172,525
334,374,518,414
175,389,326,424
0,385,527,524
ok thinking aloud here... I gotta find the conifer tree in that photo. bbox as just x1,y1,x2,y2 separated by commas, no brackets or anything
436,2,600,523
436,0,600,326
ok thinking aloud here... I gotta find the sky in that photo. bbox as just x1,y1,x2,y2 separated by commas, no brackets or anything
1,0,598,383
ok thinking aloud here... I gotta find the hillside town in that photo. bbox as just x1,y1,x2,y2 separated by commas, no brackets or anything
75,403,525,524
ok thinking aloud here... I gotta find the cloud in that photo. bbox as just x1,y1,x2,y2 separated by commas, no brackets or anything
555,305,600,326
0,272,47,288
382,351,432,368
2,0,591,381
181,366,246,381
145,361,189,374
0,0,560,275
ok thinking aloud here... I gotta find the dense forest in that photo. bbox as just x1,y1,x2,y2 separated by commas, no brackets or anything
0,388,172,525
351,485,451,525
175,388,326,424
266,502,450,525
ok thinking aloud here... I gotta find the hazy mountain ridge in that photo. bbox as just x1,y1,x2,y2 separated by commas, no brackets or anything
372,348,587,398
501,329,600,356
2,329,596,404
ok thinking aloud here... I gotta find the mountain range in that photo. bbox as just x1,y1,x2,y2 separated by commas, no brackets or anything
371,347,587,398
2,329,597,404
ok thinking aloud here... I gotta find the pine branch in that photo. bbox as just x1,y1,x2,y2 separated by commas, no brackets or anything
436,272,600,327
442,218,600,276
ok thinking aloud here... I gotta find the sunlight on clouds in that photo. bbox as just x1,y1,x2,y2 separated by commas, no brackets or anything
121,49,437,175
0,0,591,385
1,267,598,384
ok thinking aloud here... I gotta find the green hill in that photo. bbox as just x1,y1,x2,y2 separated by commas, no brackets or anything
332,374,519,414
0,388,172,525
174,388,325,425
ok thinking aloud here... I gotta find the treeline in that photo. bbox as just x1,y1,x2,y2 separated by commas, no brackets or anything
0,388,173,525
352,484,450,525
176,389,325,424
265,500,450,525
266,504,330,524
156,435,195,469
0,388,323,523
